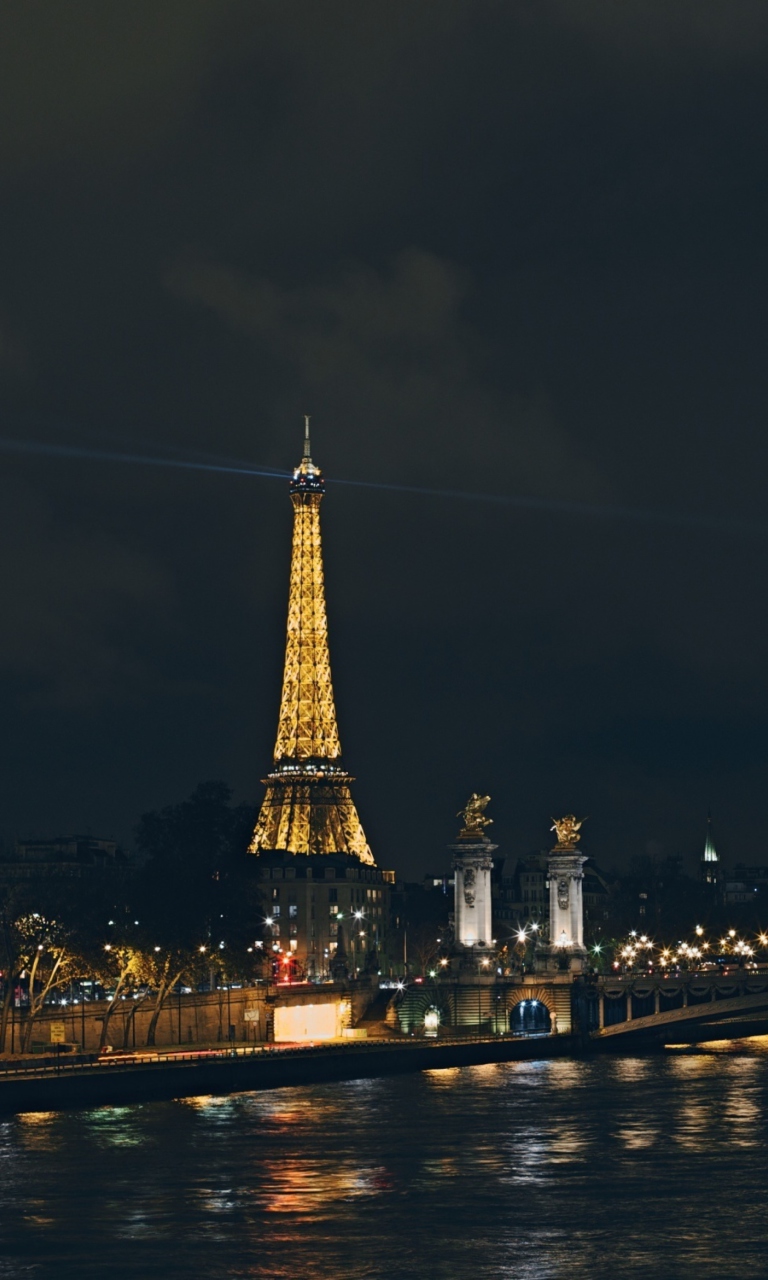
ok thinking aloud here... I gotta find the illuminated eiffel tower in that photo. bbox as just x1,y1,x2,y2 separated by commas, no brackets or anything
249,420,375,864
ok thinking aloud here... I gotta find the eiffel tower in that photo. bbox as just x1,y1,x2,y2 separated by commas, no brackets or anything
249,419,374,863
249,423,389,980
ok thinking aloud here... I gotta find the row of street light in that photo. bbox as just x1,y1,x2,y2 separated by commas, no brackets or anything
604,925,768,973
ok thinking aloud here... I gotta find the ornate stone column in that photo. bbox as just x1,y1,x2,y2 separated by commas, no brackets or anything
450,794,497,957
542,815,587,973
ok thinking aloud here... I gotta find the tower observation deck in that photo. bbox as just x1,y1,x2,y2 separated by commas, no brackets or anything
249,421,375,864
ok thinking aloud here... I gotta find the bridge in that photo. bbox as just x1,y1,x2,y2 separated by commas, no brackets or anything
589,970,768,1045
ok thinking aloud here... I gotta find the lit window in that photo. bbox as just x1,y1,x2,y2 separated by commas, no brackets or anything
289,904,297,918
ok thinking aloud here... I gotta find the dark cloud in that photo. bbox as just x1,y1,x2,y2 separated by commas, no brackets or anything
0,309,28,376
0,2,767,874
166,249,606,500
0,472,172,706
0,1,238,169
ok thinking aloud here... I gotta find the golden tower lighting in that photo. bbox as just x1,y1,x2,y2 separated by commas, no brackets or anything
249,420,375,864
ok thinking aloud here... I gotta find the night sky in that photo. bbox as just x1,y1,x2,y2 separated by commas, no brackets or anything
1,3,768,878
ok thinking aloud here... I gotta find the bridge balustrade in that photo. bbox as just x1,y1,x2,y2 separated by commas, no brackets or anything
589,970,768,1034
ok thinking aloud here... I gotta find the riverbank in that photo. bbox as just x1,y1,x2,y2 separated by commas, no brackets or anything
0,1033,579,1114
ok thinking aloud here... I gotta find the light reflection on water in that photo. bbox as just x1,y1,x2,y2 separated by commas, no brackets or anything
0,1052,767,1278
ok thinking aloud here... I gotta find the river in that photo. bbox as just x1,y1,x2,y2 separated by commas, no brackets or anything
1,1043,767,1279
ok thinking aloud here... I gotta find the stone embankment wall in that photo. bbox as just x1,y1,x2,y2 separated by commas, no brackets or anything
6,986,268,1053
4,979,377,1054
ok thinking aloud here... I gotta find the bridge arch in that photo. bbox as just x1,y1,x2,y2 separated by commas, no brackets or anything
510,999,551,1035
509,986,556,1015
394,988,452,1035
509,987,555,1035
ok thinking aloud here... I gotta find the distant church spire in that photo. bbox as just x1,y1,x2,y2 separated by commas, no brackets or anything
248,423,374,863
701,812,720,886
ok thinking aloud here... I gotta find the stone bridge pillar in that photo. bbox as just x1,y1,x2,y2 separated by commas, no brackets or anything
451,839,496,954
450,797,497,962
540,816,587,973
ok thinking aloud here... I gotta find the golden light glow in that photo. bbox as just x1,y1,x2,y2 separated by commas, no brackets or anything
273,999,348,1042
249,437,374,863
424,1009,440,1033
274,489,340,761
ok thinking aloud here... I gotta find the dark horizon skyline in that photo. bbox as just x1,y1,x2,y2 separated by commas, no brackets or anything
2,3,768,880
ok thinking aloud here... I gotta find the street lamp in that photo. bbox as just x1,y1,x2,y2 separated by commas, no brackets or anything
351,910,364,977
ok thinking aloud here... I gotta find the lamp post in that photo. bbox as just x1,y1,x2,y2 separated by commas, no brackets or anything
352,910,364,978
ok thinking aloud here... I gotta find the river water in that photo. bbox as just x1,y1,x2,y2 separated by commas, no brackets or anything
1,1044,767,1279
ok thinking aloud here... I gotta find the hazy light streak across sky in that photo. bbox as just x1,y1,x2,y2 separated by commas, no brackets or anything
0,435,290,481
0,433,761,538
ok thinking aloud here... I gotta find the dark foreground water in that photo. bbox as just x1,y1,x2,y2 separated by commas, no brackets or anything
1,1046,768,1279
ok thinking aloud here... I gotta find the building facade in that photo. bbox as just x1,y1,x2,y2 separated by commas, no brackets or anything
0,836,130,883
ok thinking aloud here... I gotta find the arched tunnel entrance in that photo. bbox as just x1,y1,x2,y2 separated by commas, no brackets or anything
510,999,552,1035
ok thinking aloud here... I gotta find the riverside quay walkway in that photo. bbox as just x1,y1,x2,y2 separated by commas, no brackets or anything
590,969,768,1045
0,1034,578,1115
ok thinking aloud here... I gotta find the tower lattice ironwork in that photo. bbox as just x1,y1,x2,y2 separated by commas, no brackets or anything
249,421,375,863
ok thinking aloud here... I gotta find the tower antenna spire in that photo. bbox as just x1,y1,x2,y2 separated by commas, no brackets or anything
303,414,312,462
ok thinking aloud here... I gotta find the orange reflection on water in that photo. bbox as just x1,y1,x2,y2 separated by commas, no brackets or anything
16,1110,61,1153
467,1062,500,1080
424,1066,462,1084
723,1087,760,1145
547,1125,588,1161
609,1058,654,1083
669,1052,725,1078
179,1095,234,1111
546,1059,588,1090
242,1091,343,1129
255,1157,391,1218
674,1099,717,1151
615,1122,659,1150
422,1156,459,1178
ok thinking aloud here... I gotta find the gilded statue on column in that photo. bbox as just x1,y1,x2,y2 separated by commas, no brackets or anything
550,814,584,852
457,794,493,839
